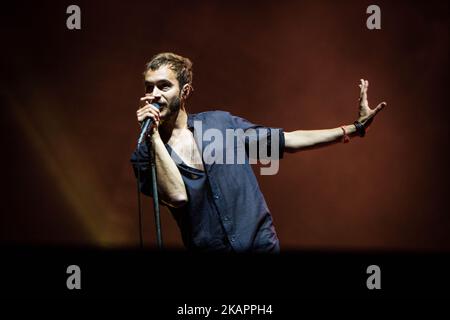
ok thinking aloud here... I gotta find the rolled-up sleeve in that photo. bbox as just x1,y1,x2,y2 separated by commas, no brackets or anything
231,115,285,160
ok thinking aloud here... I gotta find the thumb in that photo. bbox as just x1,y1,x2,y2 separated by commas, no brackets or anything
374,101,387,113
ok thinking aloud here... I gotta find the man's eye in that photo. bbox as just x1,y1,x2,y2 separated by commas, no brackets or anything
161,85,171,91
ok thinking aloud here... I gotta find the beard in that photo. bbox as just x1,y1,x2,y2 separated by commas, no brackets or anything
169,95,181,112
160,94,182,125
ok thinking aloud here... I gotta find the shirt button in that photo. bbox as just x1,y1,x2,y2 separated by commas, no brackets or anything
223,216,229,221
230,237,235,242
213,194,219,200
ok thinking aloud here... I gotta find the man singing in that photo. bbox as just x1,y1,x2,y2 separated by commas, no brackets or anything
130,52,386,253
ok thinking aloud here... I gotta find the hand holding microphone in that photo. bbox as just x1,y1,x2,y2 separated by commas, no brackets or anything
136,97,161,146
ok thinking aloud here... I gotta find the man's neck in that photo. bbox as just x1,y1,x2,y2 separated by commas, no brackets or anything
159,107,188,143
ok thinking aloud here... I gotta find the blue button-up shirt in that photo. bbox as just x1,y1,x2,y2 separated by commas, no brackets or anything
131,111,285,252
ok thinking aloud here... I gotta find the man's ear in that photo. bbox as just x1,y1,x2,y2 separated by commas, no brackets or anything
181,84,192,99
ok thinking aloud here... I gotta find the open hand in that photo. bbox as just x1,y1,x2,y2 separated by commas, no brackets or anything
358,79,387,128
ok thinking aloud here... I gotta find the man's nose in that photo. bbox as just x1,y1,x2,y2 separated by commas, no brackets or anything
145,88,161,102
151,87,162,99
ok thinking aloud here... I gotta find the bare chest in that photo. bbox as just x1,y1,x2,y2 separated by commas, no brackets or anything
168,130,204,171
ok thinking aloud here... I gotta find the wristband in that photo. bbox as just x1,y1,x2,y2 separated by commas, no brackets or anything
353,121,366,137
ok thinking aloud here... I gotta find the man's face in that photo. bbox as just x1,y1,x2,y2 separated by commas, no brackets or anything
144,65,182,121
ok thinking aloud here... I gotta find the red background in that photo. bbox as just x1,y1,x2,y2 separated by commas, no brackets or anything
1,0,449,251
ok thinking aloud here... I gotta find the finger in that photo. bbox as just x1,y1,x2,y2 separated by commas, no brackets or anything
361,80,368,102
137,106,160,120
141,97,161,107
142,107,160,120
373,101,387,114
136,106,151,116
137,111,153,122
137,103,161,116
146,102,161,114
141,99,161,114
359,79,369,100
140,97,161,107
138,111,159,123
137,112,149,123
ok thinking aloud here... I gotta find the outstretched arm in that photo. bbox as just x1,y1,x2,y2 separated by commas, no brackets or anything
284,79,386,152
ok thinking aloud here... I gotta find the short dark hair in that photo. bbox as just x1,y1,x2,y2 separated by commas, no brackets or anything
144,52,193,90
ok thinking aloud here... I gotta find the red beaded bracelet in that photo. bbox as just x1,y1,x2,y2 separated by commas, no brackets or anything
341,126,350,143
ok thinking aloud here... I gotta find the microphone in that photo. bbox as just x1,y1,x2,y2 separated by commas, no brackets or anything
137,102,160,146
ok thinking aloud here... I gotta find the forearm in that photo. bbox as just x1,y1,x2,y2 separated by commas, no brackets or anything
284,124,357,152
149,132,188,207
